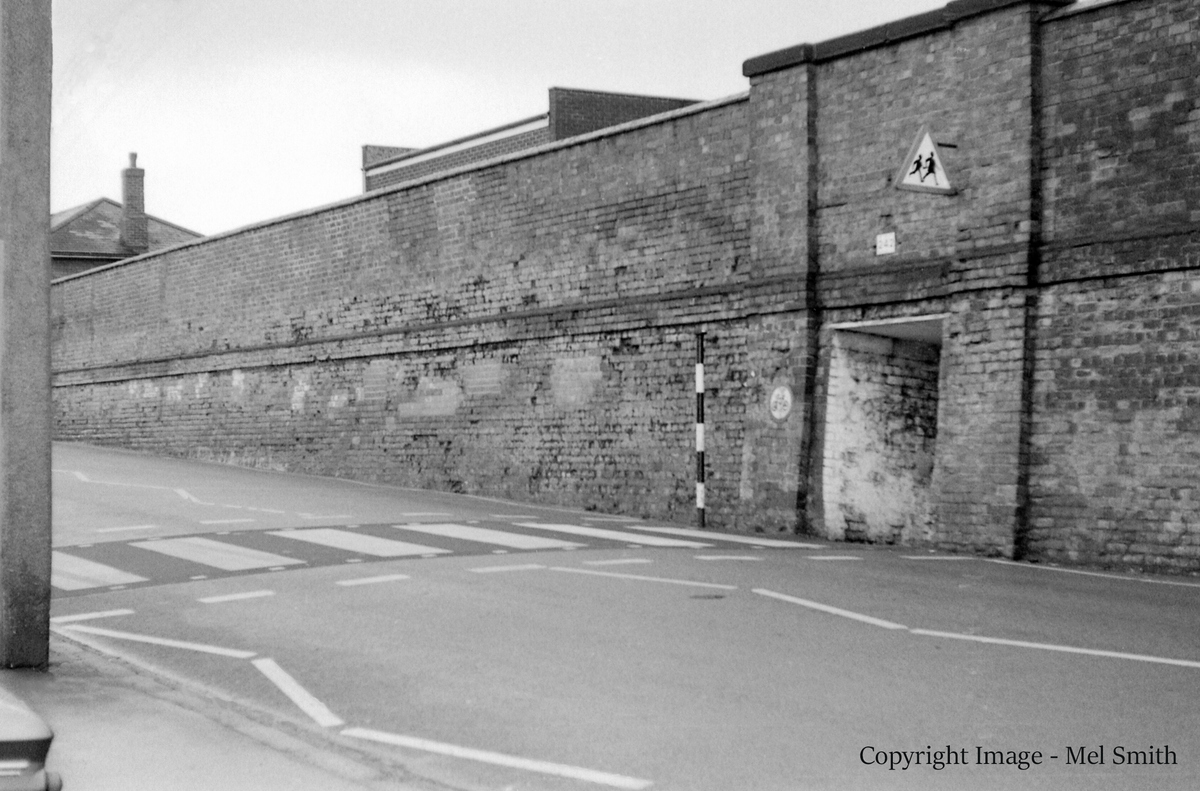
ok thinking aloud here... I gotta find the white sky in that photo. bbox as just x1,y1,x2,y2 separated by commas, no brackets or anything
52,0,947,235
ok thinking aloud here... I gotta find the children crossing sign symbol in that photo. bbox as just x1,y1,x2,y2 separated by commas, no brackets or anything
895,125,955,195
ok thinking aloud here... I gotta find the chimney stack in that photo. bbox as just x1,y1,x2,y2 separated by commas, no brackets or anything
119,152,148,254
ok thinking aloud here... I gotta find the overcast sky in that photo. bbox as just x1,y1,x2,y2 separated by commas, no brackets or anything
52,0,947,235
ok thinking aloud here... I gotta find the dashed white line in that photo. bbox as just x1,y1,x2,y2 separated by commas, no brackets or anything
336,574,410,587
753,589,908,630
987,559,1200,588
342,727,653,790
199,518,255,525
807,555,861,561
582,559,653,566
95,524,158,533
695,555,763,561
902,555,972,560
252,658,345,727
198,590,275,604
50,609,135,624
551,567,737,590
469,564,545,574
55,625,256,658
909,629,1200,669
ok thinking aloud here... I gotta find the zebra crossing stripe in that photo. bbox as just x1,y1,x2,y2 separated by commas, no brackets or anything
513,523,711,548
271,528,451,557
52,551,149,590
131,537,305,571
391,523,585,550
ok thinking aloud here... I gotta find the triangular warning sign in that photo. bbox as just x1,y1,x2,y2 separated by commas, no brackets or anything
895,126,955,195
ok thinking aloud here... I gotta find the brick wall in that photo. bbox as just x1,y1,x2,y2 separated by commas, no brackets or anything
1029,0,1200,572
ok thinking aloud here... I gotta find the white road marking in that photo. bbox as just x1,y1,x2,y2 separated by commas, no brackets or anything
50,609,135,624
271,528,451,557
174,488,207,503
199,518,255,525
55,624,256,658
910,629,1200,669
551,567,737,590
515,522,711,548
131,537,305,571
95,524,158,533
397,512,453,517
52,552,149,590
582,559,653,566
807,555,861,561
296,513,354,520
336,574,410,587
580,516,640,523
987,559,1200,588
695,555,763,561
624,526,819,548
469,564,545,574
199,590,275,604
753,589,909,630
491,514,540,519
393,522,585,550
342,727,653,790
252,658,345,727
902,556,972,560
246,507,287,514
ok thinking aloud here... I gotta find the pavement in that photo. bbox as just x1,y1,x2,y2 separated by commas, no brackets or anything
0,636,443,791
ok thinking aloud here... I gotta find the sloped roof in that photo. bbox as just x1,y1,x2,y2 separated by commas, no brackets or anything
50,198,202,258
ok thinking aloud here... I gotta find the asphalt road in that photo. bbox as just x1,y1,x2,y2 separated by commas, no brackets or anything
45,442,1200,791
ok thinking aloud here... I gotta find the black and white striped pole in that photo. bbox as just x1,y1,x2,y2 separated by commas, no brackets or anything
695,332,706,529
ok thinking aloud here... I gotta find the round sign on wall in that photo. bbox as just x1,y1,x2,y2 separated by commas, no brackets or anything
769,385,793,420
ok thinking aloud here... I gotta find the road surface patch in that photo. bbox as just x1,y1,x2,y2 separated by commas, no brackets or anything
198,590,275,604
49,609,135,624
807,555,862,561
95,524,158,533
902,555,972,560
51,551,149,591
252,658,345,727
515,522,711,548
131,536,306,571
552,567,737,590
624,525,819,548
335,573,410,587
342,727,653,790
199,518,255,525
271,528,451,557
392,522,585,550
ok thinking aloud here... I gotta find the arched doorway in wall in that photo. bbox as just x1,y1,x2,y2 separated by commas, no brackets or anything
822,315,946,544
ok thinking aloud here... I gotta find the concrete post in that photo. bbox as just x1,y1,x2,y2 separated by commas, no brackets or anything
0,0,53,668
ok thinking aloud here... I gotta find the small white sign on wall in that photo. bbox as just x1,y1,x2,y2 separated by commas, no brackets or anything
769,385,793,421
875,232,896,256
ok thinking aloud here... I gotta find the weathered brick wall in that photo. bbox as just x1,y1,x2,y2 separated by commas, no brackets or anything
1029,0,1200,571
54,97,753,524
51,0,1200,571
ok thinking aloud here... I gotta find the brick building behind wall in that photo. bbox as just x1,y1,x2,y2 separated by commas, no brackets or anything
51,0,1200,574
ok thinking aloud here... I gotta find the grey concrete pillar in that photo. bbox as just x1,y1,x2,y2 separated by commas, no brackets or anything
0,0,53,668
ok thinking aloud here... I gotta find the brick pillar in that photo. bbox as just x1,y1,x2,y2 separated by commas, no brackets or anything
0,0,53,668
736,53,821,533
